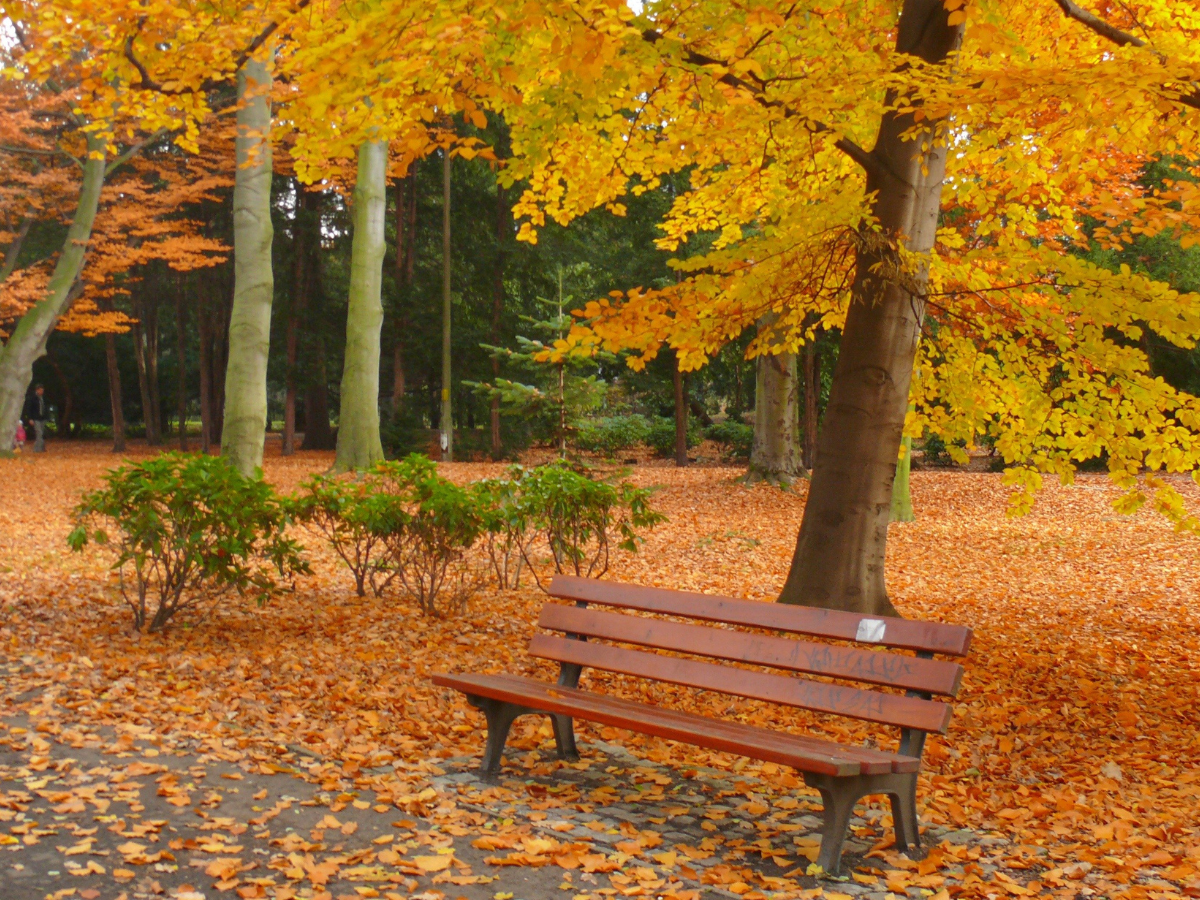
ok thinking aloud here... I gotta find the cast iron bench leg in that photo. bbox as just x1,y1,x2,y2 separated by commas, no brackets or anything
551,714,578,761
467,697,579,777
804,771,921,876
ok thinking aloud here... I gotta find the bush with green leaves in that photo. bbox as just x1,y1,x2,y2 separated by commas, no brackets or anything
512,462,665,590
574,415,653,455
67,453,308,633
705,420,754,459
472,475,527,589
290,473,406,597
375,455,485,616
645,416,703,457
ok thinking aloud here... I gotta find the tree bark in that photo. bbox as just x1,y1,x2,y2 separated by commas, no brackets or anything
301,339,335,450
334,140,388,472
802,339,820,470
198,293,213,452
0,134,106,453
221,55,275,477
744,350,804,485
175,291,188,450
1,217,32,285
131,310,161,445
104,330,126,452
673,357,688,467
779,0,963,614
440,146,453,461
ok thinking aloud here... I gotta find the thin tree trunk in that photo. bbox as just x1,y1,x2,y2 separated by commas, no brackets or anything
301,340,335,450
745,349,804,485
145,300,161,442
391,343,405,408
198,294,213,452
802,339,820,470
0,134,106,453
105,330,126,452
283,182,309,457
131,315,159,445
334,139,388,472
673,357,688,467
490,184,505,458
221,55,275,477
891,434,914,522
175,291,188,450
440,146,453,461
780,0,963,614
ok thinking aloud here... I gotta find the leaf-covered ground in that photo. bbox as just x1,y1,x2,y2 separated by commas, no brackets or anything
2,444,1198,900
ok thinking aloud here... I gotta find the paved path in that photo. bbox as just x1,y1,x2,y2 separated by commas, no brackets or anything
1,712,995,900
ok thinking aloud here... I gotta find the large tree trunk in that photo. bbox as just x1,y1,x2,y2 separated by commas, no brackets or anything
440,147,453,461
334,140,388,471
779,0,963,614
745,350,804,486
104,330,126,452
221,56,275,477
0,135,106,453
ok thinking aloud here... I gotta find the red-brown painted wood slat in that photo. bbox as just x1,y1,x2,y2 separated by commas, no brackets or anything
539,603,963,696
548,575,972,657
528,634,953,733
432,672,921,775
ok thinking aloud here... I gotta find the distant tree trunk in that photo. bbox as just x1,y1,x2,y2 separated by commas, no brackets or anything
301,339,335,450
334,139,388,472
745,349,804,486
283,183,312,457
131,304,162,445
391,343,405,409
104,330,126,452
490,184,505,458
45,351,72,437
175,292,188,450
780,0,963,615
440,146,453,462
891,434,914,522
0,134,106,454
198,294,214,452
802,340,820,470
391,172,415,414
221,55,275,477
673,357,688,467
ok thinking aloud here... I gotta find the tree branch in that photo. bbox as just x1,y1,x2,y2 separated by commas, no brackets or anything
105,128,172,176
641,29,882,178
1053,0,1200,110
1,217,33,285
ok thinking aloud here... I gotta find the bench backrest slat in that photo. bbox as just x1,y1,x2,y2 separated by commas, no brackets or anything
539,603,963,697
549,575,971,657
529,634,954,734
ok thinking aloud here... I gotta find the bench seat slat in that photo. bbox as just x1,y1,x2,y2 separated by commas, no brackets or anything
433,672,921,775
549,575,971,657
529,634,953,734
540,603,963,697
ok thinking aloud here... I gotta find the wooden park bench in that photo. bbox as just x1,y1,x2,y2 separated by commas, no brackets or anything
433,575,972,875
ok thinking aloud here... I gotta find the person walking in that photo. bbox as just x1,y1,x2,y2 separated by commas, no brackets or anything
23,384,49,453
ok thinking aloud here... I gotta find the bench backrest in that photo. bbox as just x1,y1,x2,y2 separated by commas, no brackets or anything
532,575,971,735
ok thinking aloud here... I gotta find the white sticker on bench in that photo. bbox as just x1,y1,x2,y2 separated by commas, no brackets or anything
856,618,887,643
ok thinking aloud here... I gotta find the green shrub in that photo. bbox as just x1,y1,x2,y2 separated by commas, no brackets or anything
380,405,430,459
920,433,965,467
645,416,703,457
67,453,307,633
290,473,406,597
375,455,484,616
574,415,653,455
705,421,754,459
473,475,527,589
514,462,665,589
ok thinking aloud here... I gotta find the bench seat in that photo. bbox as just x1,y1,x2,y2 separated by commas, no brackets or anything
433,671,922,776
